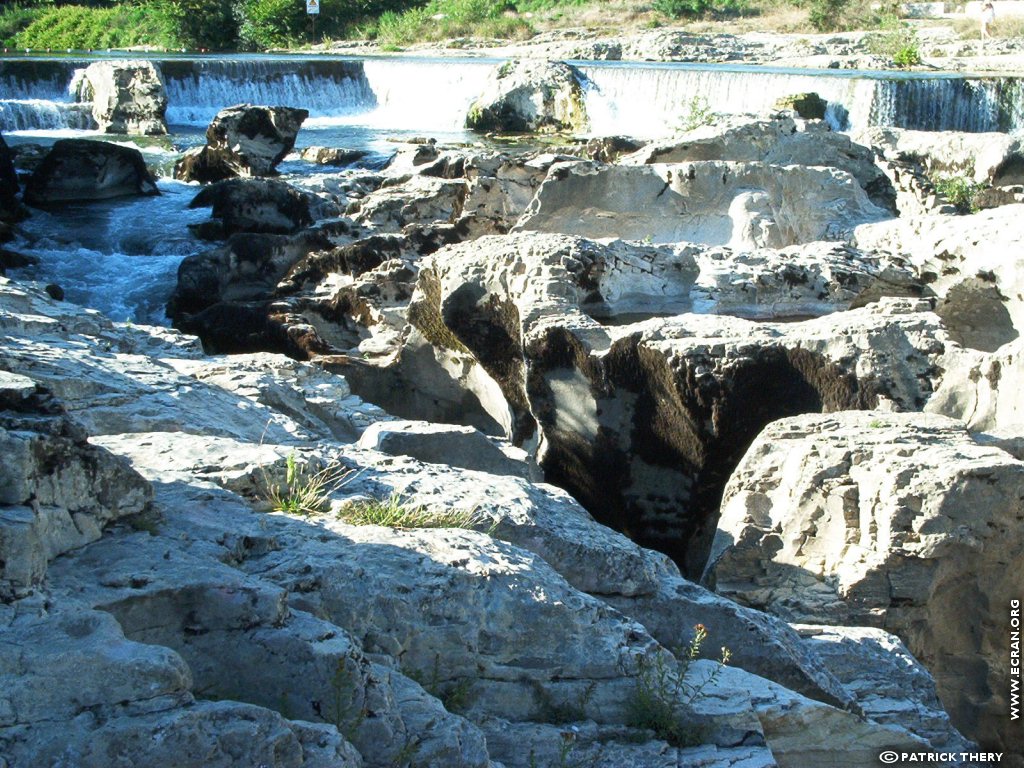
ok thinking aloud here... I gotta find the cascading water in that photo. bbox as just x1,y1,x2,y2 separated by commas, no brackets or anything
577,62,1024,135
358,58,493,131
579,63,878,134
12,180,209,323
0,61,95,133
870,77,1024,132
161,58,374,126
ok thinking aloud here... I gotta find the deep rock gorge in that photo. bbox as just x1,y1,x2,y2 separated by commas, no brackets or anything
1,56,1023,768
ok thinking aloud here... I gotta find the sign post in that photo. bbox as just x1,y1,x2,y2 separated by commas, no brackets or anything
306,0,319,44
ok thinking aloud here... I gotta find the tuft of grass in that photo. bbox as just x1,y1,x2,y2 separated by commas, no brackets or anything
337,491,488,530
264,452,354,516
626,624,731,747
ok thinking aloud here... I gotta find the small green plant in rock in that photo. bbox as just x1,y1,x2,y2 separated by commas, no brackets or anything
264,452,353,516
626,624,731,747
933,175,985,214
338,491,486,530
681,95,717,131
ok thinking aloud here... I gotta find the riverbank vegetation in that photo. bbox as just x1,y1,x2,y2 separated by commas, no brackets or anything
0,0,1013,51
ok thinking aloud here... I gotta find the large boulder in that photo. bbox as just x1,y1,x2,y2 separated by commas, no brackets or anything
705,411,1024,756
466,59,587,134
174,104,309,183
514,161,890,248
77,60,168,136
23,139,159,206
188,177,315,239
167,230,331,354
409,228,949,575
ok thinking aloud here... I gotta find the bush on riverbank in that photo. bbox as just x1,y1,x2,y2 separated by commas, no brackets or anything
2,3,177,50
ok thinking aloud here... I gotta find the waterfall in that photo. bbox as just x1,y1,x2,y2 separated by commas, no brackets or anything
0,60,95,132
578,62,1024,136
871,77,1023,132
1,55,1022,137
158,57,493,132
359,58,494,131
578,63,878,135
161,59,374,126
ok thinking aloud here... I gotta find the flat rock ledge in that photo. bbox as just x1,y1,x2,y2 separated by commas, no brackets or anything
0,277,973,768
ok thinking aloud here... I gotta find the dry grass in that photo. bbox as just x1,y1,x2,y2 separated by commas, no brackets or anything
952,15,1024,39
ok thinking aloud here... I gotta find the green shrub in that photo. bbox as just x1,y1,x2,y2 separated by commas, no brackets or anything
0,3,42,47
681,95,717,131
654,0,747,18
11,4,178,50
372,0,532,46
866,15,922,67
154,0,238,50
933,175,984,214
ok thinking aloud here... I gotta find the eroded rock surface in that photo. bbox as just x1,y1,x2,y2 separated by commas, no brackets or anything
514,161,889,248
175,104,309,183
0,277,972,768
466,59,588,134
706,411,1024,757
78,60,168,136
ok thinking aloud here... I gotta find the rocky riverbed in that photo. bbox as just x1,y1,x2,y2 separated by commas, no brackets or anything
325,24,1024,74
1,55,1023,768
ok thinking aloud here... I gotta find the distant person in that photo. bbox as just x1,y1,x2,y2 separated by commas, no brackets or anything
980,1,995,49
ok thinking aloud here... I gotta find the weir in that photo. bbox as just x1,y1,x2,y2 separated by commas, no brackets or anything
1,54,1022,135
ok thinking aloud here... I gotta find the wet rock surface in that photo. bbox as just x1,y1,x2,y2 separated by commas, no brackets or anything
23,139,159,206
175,104,309,183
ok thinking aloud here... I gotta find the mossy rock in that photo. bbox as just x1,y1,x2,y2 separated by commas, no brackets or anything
773,93,828,120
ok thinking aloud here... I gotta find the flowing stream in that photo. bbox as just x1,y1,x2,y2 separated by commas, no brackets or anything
1,53,1022,322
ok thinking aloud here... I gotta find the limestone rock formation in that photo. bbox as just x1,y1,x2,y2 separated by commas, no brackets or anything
168,231,331,354
78,60,168,135
690,240,921,320
621,116,895,212
514,160,890,248
772,92,827,119
0,277,973,767
188,178,316,239
859,126,1024,186
466,59,588,134
301,146,369,166
23,139,159,206
855,204,1024,351
175,104,309,183
0,372,151,598
357,420,537,479
705,411,1024,757
407,231,947,574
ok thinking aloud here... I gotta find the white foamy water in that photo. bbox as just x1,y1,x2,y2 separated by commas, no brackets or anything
11,180,208,324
